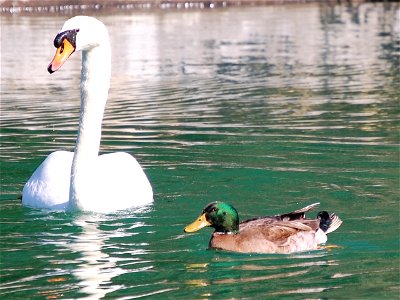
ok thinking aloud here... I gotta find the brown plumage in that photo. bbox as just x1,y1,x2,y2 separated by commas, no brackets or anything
184,202,342,254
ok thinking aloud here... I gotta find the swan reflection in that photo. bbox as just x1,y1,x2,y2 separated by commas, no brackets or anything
67,216,123,299
68,212,149,299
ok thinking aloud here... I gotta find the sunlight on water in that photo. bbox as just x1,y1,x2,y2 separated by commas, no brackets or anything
67,216,126,299
1,2,399,299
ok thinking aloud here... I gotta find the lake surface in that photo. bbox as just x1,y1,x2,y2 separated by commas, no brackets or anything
1,3,399,299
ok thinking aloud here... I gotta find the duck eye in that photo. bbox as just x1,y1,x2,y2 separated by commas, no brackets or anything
223,211,226,215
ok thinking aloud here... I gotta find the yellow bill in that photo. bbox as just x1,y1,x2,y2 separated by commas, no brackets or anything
184,213,211,233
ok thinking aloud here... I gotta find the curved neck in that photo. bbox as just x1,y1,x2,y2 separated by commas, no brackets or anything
69,44,111,210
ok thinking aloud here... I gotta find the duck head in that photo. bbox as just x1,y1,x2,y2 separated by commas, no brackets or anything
184,202,240,234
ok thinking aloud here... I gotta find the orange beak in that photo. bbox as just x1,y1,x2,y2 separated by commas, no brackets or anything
47,38,75,74
184,213,211,233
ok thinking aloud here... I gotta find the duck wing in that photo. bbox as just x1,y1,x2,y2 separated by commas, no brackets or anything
277,202,320,220
239,219,320,247
240,202,320,226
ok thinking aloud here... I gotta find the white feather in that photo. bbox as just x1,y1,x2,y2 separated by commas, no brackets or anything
22,16,153,212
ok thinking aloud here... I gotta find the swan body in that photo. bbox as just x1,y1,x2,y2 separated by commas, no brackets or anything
22,16,153,212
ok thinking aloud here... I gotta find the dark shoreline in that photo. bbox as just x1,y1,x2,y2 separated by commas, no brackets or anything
1,0,373,14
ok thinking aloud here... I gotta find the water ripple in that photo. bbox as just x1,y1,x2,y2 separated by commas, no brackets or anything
1,3,399,299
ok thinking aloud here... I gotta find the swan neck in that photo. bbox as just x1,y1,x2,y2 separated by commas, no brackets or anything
69,44,111,209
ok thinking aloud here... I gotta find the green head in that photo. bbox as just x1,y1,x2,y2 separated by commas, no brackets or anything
184,202,240,234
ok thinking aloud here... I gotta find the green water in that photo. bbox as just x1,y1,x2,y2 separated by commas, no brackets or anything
1,3,399,299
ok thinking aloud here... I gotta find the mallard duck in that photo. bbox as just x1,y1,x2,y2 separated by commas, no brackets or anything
184,202,342,254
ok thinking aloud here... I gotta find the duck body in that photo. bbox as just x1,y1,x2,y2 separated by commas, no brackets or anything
22,16,153,212
184,202,342,254
210,216,328,254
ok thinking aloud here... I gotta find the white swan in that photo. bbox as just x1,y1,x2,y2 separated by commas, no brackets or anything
22,16,153,212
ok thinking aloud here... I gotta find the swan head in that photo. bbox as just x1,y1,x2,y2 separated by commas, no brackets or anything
48,16,109,74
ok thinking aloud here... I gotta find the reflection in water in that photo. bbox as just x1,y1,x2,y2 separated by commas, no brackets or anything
214,269,308,284
1,4,398,164
68,216,125,299
184,251,341,296
63,211,152,299
270,286,335,296
0,2,399,299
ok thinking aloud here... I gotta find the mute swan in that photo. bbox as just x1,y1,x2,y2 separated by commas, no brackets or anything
22,16,153,212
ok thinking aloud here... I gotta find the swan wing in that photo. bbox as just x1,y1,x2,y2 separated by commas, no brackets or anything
75,152,153,212
22,151,73,210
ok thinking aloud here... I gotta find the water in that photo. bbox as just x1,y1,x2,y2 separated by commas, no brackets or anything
1,3,399,299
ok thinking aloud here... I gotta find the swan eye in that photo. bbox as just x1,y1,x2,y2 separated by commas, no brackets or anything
60,42,65,54
53,29,79,48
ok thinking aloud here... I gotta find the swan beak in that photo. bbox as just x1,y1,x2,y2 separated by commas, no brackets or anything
48,39,75,74
184,213,211,233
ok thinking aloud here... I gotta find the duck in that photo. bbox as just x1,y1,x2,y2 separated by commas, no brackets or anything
22,16,153,212
184,202,342,254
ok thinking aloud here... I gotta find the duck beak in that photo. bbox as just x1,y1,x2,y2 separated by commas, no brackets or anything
184,213,211,233
47,39,75,74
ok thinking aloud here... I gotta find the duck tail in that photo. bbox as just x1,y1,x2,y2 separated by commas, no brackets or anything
326,214,343,234
318,211,343,234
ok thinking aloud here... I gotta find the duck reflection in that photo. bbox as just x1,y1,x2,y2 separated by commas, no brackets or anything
184,252,339,288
